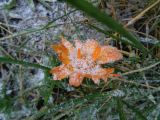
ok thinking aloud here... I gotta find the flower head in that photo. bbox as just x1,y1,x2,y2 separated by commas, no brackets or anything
50,36,123,87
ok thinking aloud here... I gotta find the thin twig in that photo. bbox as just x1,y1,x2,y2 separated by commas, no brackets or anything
111,77,158,89
0,46,14,59
97,96,112,112
125,0,160,27
122,61,160,76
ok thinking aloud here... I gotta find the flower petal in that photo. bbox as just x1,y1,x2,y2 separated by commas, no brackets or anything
91,77,100,84
69,72,84,87
92,45,101,61
52,44,68,55
84,68,107,84
106,68,121,77
105,68,115,74
77,48,83,59
52,44,70,64
58,53,70,65
97,46,123,64
50,38,123,87
74,40,84,59
61,36,74,52
75,40,83,49
50,64,72,80
90,68,114,83
83,39,100,56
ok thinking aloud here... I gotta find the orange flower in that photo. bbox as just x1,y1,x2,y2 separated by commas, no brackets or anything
50,36,123,87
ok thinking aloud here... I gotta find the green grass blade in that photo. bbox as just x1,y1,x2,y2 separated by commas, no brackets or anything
88,23,134,46
88,23,118,39
122,100,147,120
66,0,148,55
117,98,127,120
0,57,50,71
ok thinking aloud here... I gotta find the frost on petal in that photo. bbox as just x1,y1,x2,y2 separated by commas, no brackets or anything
83,39,100,56
50,64,72,80
84,68,107,84
75,40,83,49
74,40,84,58
90,68,115,83
90,68,107,83
91,76,100,84
61,36,74,52
52,44,70,64
97,46,123,64
69,73,84,87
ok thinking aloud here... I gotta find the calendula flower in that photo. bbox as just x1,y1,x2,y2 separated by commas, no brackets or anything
50,36,123,87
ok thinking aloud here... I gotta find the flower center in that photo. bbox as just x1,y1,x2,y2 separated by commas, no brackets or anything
71,55,98,74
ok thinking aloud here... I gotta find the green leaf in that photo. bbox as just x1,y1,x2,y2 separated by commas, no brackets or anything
0,57,50,71
66,0,148,55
